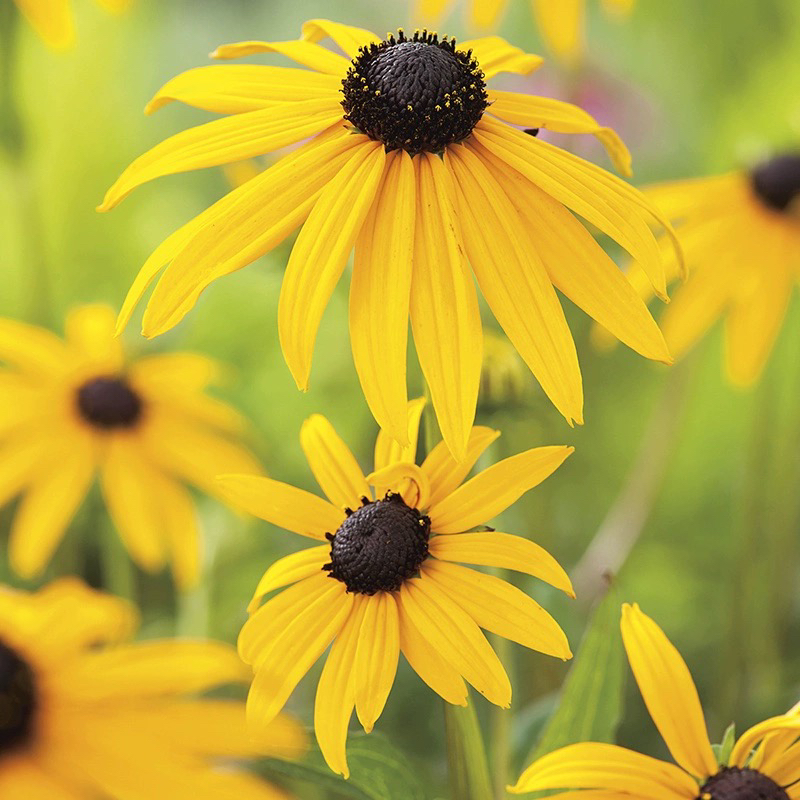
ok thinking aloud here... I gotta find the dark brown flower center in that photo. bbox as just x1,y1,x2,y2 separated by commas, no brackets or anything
323,492,430,594
341,29,488,155
76,376,143,429
750,154,800,213
698,767,789,800
0,640,37,757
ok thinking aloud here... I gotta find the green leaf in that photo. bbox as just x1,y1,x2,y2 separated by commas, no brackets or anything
528,585,626,761
713,722,737,766
260,731,428,800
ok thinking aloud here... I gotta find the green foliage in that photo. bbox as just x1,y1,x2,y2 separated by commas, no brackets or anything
528,586,626,761
713,723,737,766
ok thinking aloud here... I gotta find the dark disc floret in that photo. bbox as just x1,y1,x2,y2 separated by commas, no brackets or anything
698,767,789,800
76,376,143,429
322,491,430,594
341,29,489,155
0,640,37,756
750,153,800,213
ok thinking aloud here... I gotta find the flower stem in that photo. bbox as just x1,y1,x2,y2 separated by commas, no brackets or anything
443,699,495,800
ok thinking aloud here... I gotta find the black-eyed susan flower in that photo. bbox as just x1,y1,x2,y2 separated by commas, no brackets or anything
0,578,305,798
100,19,677,459
12,0,131,50
415,0,636,66
217,398,574,778
0,303,260,586
511,602,800,800
615,155,800,387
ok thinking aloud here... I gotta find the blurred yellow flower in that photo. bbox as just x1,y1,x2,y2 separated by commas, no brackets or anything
479,329,533,408
512,602,800,799
0,578,305,798
0,304,260,586
217,398,574,778
13,0,131,50
100,19,678,459
612,155,800,387
414,0,637,66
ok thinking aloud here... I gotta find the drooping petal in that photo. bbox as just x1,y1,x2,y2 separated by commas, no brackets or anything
409,152,482,461
350,149,416,445
429,531,573,596
216,474,343,541
146,65,341,114
300,19,380,58
620,603,717,779
530,0,584,66
429,445,573,533
487,90,631,174
399,578,511,707
730,716,800,769
99,100,343,210
15,0,73,49
446,143,583,426
278,141,386,391
354,592,400,732
248,546,330,613
300,414,369,509
211,39,351,75
460,36,543,79
373,396,426,472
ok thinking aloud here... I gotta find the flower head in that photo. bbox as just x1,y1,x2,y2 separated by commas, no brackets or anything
511,603,800,799
0,304,260,586
0,578,305,797
611,154,800,386
217,398,575,778
101,19,678,459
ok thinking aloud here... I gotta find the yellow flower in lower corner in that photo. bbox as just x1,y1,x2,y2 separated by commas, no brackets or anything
512,603,800,799
619,155,800,387
0,579,305,798
217,398,575,779
0,304,260,586
100,18,677,459
13,0,131,50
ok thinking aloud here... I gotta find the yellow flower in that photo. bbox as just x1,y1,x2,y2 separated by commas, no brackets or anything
415,0,637,66
217,398,575,778
0,303,260,586
511,603,800,799
13,0,131,50
615,156,800,387
100,19,677,459
0,578,305,798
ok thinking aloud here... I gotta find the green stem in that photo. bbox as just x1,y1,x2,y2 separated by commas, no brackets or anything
489,631,512,800
99,524,137,602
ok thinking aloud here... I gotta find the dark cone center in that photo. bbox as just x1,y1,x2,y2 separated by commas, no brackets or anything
76,376,143,429
323,492,430,594
0,640,37,757
699,767,789,800
750,154,800,213
341,29,488,155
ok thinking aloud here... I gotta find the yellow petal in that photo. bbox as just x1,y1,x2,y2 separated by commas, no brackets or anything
460,36,543,79
0,318,71,375
421,425,500,507
216,474,343,541
487,90,631,175
354,592,400,733
0,756,81,797
469,0,510,29
413,0,453,24
300,19,379,58
531,0,584,66
278,142,386,390
410,152,482,461
373,396,426,472
146,65,340,114
399,578,511,707
350,149,416,445
15,0,73,49
510,741,698,797
446,143,583,426
211,38,351,75
730,715,800,769
99,99,343,210
366,462,430,510
429,445,573,533
620,603,717,778
65,304,124,372
301,414,369,509
429,531,573,596
248,546,330,613
397,602,468,706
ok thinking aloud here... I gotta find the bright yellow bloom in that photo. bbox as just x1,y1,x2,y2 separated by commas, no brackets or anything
101,19,677,459
512,603,800,799
0,304,260,586
612,156,800,387
13,0,131,50
217,398,575,778
415,0,637,66
0,578,305,798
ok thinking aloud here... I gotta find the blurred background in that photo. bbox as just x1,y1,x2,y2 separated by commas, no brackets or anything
1,0,800,797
